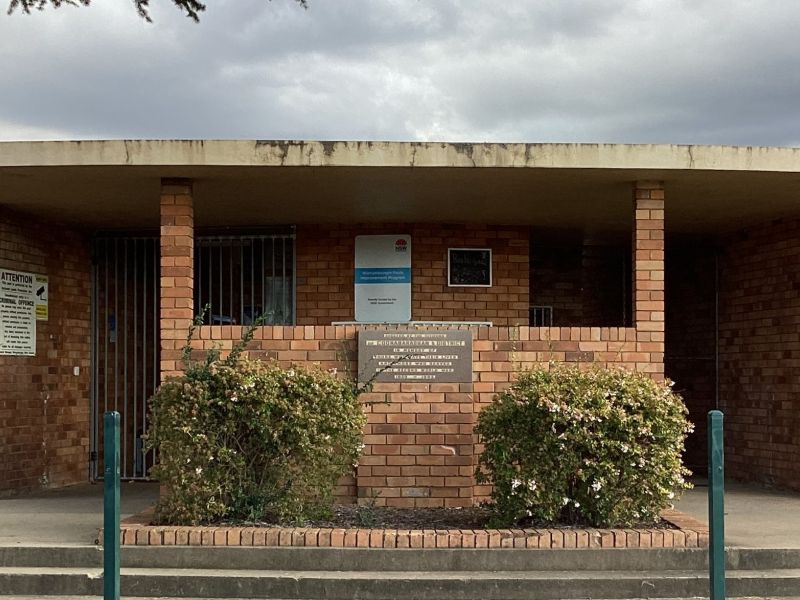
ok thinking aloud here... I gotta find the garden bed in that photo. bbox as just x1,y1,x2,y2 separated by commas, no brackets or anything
238,505,677,531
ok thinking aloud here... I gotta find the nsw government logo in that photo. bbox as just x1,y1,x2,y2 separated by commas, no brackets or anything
394,238,408,252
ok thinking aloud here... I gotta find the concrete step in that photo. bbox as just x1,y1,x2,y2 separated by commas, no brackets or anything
3,545,800,572
0,546,102,569
1,567,800,599
2,545,799,599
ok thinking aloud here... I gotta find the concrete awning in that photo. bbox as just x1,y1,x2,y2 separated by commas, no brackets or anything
1,140,800,234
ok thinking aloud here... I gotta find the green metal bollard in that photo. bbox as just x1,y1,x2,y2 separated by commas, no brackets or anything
708,410,725,600
104,411,121,600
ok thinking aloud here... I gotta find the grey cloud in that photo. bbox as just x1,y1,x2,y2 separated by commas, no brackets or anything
1,0,800,145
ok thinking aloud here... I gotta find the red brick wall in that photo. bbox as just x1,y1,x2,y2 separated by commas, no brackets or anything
718,218,800,491
0,207,91,496
531,241,630,326
295,224,529,326
165,182,664,506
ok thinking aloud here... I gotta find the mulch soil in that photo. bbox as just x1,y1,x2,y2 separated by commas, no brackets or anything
238,505,676,530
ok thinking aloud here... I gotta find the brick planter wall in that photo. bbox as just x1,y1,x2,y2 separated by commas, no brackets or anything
114,507,708,549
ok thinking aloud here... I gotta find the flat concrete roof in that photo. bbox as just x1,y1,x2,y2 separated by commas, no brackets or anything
1,140,800,234
3,140,800,171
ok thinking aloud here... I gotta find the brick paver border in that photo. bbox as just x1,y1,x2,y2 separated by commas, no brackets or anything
110,508,707,549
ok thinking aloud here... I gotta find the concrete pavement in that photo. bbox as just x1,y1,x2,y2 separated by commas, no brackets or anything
0,482,158,546
674,481,800,549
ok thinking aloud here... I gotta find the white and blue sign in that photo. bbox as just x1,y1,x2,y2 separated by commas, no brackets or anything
355,235,411,323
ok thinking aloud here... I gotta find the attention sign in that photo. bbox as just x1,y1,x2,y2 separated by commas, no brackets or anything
0,268,37,356
358,329,472,383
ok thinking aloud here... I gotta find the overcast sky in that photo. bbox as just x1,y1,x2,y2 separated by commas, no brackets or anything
1,0,799,145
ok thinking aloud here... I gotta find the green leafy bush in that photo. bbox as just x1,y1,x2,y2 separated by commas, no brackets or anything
475,364,692,527
146,326,365,525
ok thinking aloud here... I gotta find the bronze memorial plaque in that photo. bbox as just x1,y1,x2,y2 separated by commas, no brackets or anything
358,329,473,383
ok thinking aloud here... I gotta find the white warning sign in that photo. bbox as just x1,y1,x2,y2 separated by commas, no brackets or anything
0,268,37,356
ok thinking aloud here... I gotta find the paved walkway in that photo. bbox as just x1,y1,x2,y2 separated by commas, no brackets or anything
674,480,800,548
0,479,797,548
0,482,158,546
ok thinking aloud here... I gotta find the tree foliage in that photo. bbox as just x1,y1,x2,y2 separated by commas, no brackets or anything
8,0,307,22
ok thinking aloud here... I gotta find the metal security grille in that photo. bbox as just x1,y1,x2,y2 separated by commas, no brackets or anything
195,233,295,325
91,236,159,481
530,305,554,327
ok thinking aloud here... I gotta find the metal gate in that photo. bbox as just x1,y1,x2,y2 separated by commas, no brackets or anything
89,231,295,480
90,236,159,481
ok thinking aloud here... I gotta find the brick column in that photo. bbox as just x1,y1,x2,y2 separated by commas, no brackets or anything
159,179,194,381
633,181,665,378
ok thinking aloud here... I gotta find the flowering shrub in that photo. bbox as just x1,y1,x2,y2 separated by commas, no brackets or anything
146,323,365,525
475,364,692,527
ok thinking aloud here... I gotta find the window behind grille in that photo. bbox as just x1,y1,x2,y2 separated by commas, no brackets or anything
530,305,554,327
194,232,295,325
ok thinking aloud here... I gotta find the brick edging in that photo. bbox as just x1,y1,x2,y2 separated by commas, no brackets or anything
112,509,708,549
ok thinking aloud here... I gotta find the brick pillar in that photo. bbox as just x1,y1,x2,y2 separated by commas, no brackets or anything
159,179,194,381
633,181,665,378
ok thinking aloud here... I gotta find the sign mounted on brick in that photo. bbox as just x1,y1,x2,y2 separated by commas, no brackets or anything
358,329,472,383
448,247,492,287
34,274,48,321
354,235,411,323
0,268,37,356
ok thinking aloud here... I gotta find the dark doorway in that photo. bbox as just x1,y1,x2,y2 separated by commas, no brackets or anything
665,240,717,474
